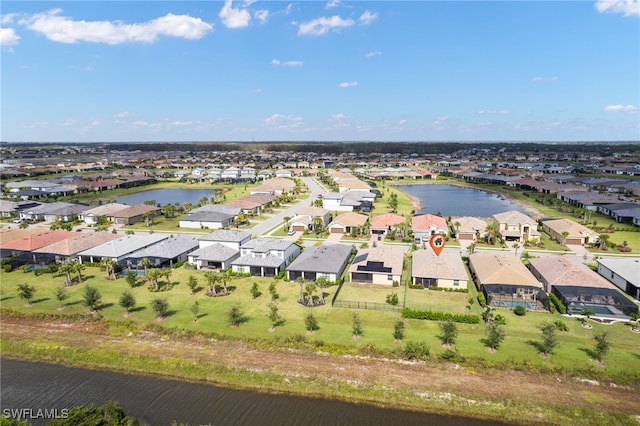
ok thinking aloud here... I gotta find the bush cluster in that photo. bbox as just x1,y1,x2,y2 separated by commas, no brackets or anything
401,308,480,324
549,293,566,314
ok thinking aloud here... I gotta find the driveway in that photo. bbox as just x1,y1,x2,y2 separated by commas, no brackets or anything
326,232,344,242
250,177,326,237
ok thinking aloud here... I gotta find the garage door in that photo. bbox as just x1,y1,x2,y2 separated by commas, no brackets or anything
293,225,306,232
458,233,474,240
330,227,343,233
565,238,582,245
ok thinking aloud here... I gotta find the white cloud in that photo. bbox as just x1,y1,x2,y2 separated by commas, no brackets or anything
0,27,19,45
359,10,378,25
20,9,212,44
218,0,251,29
604,104,638,112
433,116,448,125
113,111,133,119
338,81,358,88
254,9,269,23
364,50,382,58
264,113,304,130
478,110,509,115
1,14,18,24
595,0,640,17
330,113,346,121
255,88,262,94
271,58,303,67
171,120,194,126
397,119,407,125
297,15,354,36
325,0,341,9
532,76,559,82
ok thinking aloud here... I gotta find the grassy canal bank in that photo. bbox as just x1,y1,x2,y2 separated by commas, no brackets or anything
2,314,640,426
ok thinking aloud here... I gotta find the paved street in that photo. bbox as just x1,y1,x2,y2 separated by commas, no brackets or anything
249,177,325,237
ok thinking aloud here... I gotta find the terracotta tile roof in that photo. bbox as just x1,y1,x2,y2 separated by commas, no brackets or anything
529,257,615,289
469,253,541,287
411,214,447,231
0,230,77,251
0,228,41,244
371,213,406,229
33,231,121,256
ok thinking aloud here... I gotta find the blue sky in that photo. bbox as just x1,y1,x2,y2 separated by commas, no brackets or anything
1,1,638,143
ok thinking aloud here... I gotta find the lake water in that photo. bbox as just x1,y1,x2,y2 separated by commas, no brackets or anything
395,184,527,218
115,188,219,206
1,358,508,426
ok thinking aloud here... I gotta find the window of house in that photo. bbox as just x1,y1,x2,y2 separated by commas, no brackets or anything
387,274,393,281
453,280,459,287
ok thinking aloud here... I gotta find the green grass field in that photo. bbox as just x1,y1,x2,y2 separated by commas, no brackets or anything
2,265,639,381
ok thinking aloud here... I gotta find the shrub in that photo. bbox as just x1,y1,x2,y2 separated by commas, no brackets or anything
549,293,566,314
477,292,486,307
494,314,507,325
513,305,527,316
440,348,466,363
401,308,480,324
386,292,399,306
403,341,431,360
554,320,569,332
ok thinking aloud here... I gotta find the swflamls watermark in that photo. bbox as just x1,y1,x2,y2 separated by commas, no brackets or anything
2,408,69,420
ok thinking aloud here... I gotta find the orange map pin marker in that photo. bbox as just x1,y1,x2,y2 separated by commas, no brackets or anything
429,233,446,256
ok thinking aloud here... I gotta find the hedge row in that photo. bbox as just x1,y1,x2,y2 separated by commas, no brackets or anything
549,293,567,314
401,308,480,324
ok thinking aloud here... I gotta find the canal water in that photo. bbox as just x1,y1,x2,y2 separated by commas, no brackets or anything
395,184,527,217
1,358,509,426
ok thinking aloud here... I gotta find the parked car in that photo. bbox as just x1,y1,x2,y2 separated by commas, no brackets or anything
287,229,296,236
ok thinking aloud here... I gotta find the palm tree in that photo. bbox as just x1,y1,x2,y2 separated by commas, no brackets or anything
467,243,477,255
198,196,209,206
140,257,151,280
512,243,520,257
71,260,85,284
453,221,461,237
315,277,328,305
296,277,306,304
204,271,219,296
58,262,74,287
102,258,117,280
183,202,193,213
220,269,234,295
305,281,317,307
485,222,499,245
143,210,155,227
283,216,291,231
598,234,610,250
147,268,163,291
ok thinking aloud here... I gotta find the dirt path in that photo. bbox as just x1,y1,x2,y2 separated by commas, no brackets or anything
2,317,638,420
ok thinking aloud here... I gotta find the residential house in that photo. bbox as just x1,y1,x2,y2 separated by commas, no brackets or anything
541,218,599,246
328,212,369,235
0,200,41,218
412,249,469,289
492,210,540,243
225,194,277,216
290,206,331,232
0,230,77,266
19,202,85,222
251,178,296,195
411,214,448,242
126,234,199,269
187,230,251,270
596,257,640,301
468,253,546,310
451,216,488,241
179,210,236,229
79,203,129,225
32,231,120,264
231,238,301,277
42,204,88,222
111,204,161,225
286,243,352,282
321,191,374,212
370,213,406,236
275,170,293,179
77,234,169,266
529,256,637,318
349,245,407,285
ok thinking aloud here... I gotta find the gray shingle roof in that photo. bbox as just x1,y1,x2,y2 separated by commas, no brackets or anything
127,234,199,260
200,229,252,242
78,234,169,258
231,254,285,268
189,243,239,262
286,244,352,274
241,238,296,252
181,211,235,223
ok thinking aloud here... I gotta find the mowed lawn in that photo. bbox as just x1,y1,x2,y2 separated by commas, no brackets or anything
1,266,639,379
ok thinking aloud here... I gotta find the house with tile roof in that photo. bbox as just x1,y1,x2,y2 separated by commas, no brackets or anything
286,243,352,282
328,212,369,235
179,210,236,230
0,230,77,266
529,256,637,319
492,210,540,243
468,252,546,310
370,213,406,236
412,249,469,289
79,203,129,225
111,204,161,225
188,243,241,270
541,218,599,246
33,231,120,264
451,216,488,241
411,213,448,242
349,245,407,285
290,206,331,232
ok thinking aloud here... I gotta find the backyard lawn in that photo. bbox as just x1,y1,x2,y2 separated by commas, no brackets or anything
2,265,639,380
